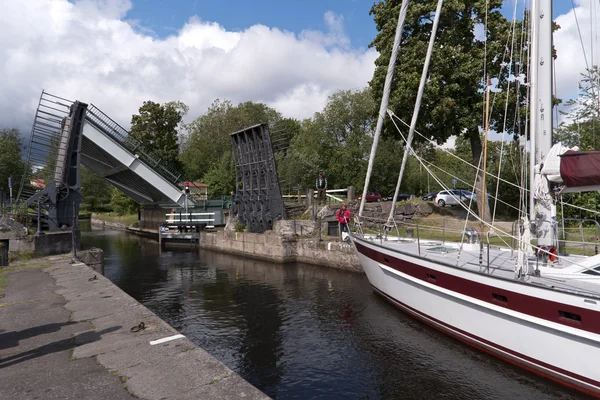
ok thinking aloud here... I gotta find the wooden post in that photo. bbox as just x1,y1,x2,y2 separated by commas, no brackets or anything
347,186,355,203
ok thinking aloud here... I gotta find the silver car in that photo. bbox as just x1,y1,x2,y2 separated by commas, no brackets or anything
434,190,476,207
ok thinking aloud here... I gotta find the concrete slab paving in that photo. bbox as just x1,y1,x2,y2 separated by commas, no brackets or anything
0,254,270,399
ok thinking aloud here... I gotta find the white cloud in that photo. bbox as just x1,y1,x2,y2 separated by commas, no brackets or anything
0,0,377,134
554,1,600,105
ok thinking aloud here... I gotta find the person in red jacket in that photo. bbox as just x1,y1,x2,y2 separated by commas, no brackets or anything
336,203,351,240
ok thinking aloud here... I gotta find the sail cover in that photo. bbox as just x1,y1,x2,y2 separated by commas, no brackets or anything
560,150,600,188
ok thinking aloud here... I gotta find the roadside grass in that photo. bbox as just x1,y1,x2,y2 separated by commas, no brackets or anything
8,250,41,263
92,213,138,226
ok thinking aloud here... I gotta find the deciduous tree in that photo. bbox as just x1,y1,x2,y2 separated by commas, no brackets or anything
370,0,517,221
180,100,282,193
130,100,188,171
0,128,24,195
80,166,113,211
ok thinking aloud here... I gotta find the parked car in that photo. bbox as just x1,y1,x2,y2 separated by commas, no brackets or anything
395,193,414,201
458,190,477,201
435,189,476,207
358,191,382,202
421,191,438,201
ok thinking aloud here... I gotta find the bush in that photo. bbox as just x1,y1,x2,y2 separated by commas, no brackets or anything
235,221,246,232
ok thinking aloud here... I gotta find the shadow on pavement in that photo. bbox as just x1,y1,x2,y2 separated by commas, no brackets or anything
0,322,79,350
0,326,121,369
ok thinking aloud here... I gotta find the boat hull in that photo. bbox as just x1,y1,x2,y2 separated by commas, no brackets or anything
353,237,600,398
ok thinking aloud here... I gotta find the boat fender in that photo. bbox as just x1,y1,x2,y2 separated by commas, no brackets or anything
549,247,558,262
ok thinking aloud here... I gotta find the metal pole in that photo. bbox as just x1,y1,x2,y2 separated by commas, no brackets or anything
359,0,411,217
529,0,539,221
71,201,77,262
35,202,44,236
387,0,445,225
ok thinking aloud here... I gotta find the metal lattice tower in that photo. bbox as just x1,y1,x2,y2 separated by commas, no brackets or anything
231,123,287,232
17,91,86,231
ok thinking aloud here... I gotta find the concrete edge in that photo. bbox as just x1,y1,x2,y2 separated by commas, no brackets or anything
44,256,270,400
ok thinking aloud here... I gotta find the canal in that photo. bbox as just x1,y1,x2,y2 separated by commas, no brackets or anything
81,225,590,400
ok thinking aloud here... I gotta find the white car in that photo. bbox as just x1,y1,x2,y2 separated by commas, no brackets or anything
434,190,476,207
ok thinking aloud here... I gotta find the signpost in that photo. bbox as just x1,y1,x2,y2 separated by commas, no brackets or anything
452,179,457,188
8,177,12,208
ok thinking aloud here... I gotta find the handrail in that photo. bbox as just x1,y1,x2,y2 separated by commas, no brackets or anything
85,104,183,185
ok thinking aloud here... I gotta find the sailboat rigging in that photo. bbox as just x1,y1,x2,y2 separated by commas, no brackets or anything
352,0,600,397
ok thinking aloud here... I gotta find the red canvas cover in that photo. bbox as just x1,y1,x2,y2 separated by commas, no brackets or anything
560,150,600,188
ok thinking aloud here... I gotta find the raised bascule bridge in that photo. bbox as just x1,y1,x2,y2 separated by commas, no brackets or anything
16,91,287,234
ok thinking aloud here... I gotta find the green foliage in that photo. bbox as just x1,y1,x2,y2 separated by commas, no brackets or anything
556,66,600,149
369,0,521,220
92,212,139,226
202,151,235,196
80,166,113,211
234,221,247,232
286,88,376,190
0,128,25,194
130,100,188,171
180,100,283,183
555,66,600,223
110,187,138,215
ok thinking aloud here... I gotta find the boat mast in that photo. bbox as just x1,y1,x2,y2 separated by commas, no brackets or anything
386,0,445,225
359,0,411,218
531,0,555,249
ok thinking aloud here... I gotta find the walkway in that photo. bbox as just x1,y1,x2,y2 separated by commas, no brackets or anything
0,254,269,400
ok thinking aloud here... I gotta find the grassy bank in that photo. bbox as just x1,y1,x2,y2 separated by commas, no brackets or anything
92,213,138,227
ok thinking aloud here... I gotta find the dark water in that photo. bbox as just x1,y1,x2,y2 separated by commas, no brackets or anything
81,224,591,400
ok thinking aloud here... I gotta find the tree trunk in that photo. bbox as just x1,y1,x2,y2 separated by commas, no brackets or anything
468,130,492,223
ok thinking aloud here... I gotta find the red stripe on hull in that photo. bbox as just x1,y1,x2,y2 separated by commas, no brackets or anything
355,242,600,335
372,286,600,398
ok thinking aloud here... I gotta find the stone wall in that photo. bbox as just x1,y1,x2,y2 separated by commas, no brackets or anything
199,231,362,273
7,231,75,255
78,247,104,274
139,208,167,230
200,231,296,263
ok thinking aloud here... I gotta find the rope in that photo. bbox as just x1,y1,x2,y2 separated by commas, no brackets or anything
387,111,526,192
492,0,520,226
130,322,146,332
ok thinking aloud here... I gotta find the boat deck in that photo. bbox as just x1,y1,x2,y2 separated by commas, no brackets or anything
357,234,600,299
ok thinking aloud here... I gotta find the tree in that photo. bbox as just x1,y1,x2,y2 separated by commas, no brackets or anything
0,128,25,196
556,66,600,150
80,166,113,211
286,88,376,190
370,0,518,221
130,100,188,171
180,100,283,192
110,187,138,215
555,67,600,222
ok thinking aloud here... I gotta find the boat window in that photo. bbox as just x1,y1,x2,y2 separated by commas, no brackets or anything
492,293,508,303
582,267,600,276
558,310,582,323
426,273,436,281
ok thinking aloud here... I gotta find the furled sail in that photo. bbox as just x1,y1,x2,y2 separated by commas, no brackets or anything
540,142,600,192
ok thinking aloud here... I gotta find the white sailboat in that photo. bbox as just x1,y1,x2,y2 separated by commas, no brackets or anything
353,0,600,397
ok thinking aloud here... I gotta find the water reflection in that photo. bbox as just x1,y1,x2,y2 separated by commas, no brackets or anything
81,226,590,400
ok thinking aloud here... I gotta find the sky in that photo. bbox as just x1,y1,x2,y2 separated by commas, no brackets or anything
0,0,598,139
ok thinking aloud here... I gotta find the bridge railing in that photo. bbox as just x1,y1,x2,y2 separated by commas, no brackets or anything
164,212,215,228
85,104,182,185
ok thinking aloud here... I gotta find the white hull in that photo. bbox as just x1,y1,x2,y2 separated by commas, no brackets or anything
353,236,600,397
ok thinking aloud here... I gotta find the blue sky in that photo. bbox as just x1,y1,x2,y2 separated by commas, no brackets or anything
126,0,377,48
124,0,574,49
